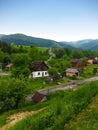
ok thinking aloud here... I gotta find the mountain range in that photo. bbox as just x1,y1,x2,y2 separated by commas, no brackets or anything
0,33,98,50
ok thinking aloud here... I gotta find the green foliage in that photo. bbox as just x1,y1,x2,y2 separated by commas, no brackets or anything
8,81,98,130
0,41,12,54
11,53,31,77
48,58,70,77
0,78,31,113
0,49,4,62
48,67,58,78
93,67,97,75
72,50,84,59
66,95,98,130
3,55,11,65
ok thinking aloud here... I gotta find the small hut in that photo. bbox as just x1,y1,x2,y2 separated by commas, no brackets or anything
32,92,47,103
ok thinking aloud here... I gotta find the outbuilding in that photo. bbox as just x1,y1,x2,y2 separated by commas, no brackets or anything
66,68,79,77
32,92,47,103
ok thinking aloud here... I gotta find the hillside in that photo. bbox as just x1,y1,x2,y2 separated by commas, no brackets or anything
0,33,74,49
66,94,98,129
61,39,98,50
0,34,5,38
0,33,98,50
1,81,97,130
79,39,98,50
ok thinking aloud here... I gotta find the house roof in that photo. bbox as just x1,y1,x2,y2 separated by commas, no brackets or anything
32,92,46,103
66,68,79,73
71,59,86,67
88,56,95,60
30,61,49,71
71,59,83,64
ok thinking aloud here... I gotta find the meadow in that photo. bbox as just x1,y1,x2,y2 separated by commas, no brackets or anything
5,81,98,130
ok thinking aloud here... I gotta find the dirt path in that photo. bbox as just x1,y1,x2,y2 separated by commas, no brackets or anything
0,107,46,130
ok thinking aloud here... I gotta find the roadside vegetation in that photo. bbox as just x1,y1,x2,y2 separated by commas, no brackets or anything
66,94,98,130
5,81,98,130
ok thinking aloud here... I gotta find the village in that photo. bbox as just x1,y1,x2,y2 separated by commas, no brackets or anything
0,42,98,130
0,51,98,104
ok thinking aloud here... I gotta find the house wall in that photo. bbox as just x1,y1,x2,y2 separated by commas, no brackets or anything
32,71,49,78
66,72,79,77
66,72,75,77
87,60,93,64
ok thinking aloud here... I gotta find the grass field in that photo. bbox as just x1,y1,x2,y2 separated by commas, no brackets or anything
81,64,98,78
66,94,98,130
5,81,98,130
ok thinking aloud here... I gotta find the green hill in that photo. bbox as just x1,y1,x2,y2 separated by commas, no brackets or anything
0,33,98,50
0,33,75,49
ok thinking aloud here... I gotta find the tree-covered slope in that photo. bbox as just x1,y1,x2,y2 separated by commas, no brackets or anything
0,33,98,50
0,33,75,49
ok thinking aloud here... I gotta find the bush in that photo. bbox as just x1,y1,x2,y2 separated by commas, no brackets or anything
0,78,31,113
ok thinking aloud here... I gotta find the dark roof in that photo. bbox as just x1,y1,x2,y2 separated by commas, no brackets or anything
30,61,49,71
32,92,46,103
88,56,95,60
71,59,82,63
71,59,86,67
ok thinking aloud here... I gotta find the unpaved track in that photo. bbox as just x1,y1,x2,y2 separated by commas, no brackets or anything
39,76,98,95
0,107,46,130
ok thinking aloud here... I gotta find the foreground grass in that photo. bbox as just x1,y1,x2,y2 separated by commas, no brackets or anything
7,81,98,130
0,101,49,127
65,94,98,130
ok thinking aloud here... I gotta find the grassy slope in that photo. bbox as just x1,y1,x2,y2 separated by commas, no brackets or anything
66,94,98,130
81,64,98,78
6,81,98,130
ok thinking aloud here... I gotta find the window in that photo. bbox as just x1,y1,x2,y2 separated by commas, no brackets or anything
38,72,40,75
45,72,47,75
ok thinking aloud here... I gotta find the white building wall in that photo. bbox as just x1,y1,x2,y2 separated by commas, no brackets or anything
32,71,49,78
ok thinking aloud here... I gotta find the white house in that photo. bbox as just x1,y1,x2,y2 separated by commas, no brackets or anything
30,61,49,78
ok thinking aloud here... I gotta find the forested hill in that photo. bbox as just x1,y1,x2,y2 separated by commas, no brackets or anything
0,34,76,49
61,39,98,51
0,33,98,50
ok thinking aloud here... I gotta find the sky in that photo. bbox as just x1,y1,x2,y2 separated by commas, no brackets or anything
0,0,98,41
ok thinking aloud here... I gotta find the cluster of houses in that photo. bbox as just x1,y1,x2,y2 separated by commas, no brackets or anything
30,56,98,79
30,56,98,103
0,56,98,78
1,56,98,103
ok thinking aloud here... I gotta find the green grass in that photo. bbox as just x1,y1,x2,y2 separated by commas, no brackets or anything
81,64,98,78
25,77,71,94
66,94,98,130
0,100,48,127
7,81,98,130
37,47,48,52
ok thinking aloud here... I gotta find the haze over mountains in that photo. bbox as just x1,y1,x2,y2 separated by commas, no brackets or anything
0,33,98,50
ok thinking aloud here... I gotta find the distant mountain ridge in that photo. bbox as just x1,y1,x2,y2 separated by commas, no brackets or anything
0,33,75,49
0,33,98,50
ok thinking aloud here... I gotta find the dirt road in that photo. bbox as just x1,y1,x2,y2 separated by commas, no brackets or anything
0,107,46,130
38,76,98,95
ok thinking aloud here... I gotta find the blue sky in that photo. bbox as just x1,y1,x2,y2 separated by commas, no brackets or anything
0,0,98,41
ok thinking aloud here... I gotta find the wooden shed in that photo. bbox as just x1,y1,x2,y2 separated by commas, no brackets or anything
66,68,79,77
32,92,47,103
